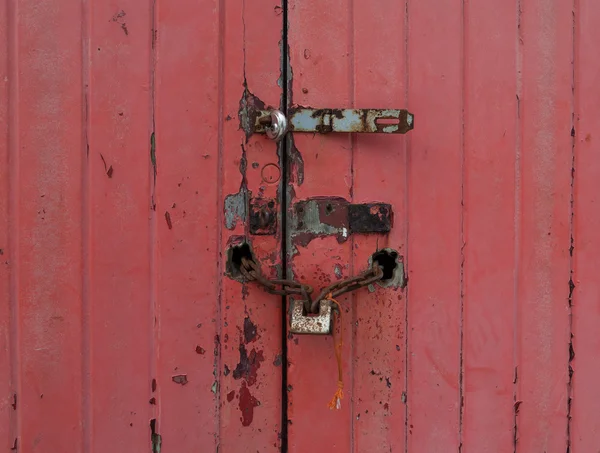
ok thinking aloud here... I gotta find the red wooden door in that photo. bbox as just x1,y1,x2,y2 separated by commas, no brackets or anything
2,0,600,452
285,1,600,452
0,0,284,452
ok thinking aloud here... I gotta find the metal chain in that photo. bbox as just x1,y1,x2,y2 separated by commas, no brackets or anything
240,257,314,302
311,262,383,313
239,257,384,314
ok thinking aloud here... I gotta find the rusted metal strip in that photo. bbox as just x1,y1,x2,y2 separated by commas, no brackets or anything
253,108,414,135
289,108,413,134
293,197,392,246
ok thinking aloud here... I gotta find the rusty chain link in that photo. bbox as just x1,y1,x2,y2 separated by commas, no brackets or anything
239,257,384,314
240,257,314,303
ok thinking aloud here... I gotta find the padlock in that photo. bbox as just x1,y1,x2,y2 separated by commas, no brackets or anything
289,299,332,335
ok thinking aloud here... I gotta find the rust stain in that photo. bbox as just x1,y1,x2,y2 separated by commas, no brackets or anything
239,382,260,427
227,390,236,402
164,211,173,229
195,346,206,355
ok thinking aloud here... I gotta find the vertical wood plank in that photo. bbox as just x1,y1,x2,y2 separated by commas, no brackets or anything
0,0,11,449
88,0,153,450
352,2,408,452
571,0,600,448
406,0,463,450
16,0,84,450
286,0,353,451
461,0,517,450
153,0,221,449
216,0,283,451
516,0,572,451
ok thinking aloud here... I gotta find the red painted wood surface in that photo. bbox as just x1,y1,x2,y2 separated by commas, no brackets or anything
0,0,283,452
1,0,600,452
286,1,594,452
571,0,600,448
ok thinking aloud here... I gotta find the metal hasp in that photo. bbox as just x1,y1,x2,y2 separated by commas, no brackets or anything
289,108,414,134
293,197,392,244
289,299,332,335
254,108,414,138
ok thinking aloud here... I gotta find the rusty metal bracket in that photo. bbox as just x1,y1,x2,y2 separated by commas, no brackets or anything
289,299,332,334
254,108,414,137
293,197,392,245
249,198,277,235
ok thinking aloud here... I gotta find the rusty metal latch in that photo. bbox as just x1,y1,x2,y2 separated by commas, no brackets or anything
255,108,414,141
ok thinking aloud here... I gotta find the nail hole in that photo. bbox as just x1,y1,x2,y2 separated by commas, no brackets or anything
325,203,333,214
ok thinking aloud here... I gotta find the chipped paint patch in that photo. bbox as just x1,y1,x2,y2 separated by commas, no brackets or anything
224,190,248,230
287,135,304,186
239,382,260,427
150,419,162,453
243,316,259,343
232,344,264,386
238,88,267,141
172,374,188,385
334,264,343,280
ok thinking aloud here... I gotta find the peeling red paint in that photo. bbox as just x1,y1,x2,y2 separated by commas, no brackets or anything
243,316,259,343
239,382,260,427
172,374,188,385
227,390,236,402
232,344,264,386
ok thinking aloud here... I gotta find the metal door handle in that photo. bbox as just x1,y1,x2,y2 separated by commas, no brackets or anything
255,108,414,141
